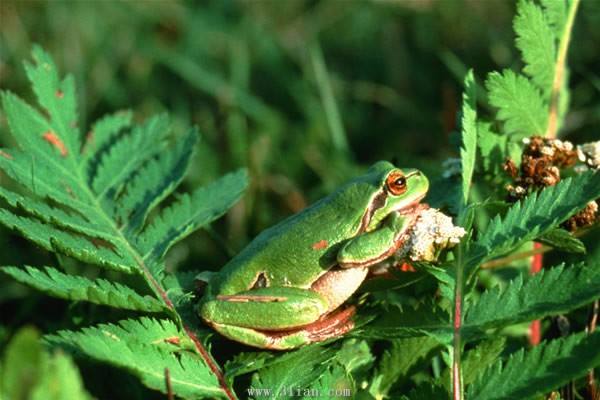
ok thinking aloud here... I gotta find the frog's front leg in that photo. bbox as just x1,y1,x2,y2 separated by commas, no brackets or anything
337,211,417,268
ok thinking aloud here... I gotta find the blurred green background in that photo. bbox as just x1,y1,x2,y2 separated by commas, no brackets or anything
1,0,599,397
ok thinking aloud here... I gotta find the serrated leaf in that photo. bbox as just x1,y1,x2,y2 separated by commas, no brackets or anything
467,331,600,400
1,47,246,277
224,352,275,380
91,113,171,202
24,45,80,157
466,171,600,273
460,70,477,208
47,318,224,399
442,337,506,390
514,0,556,96
1,266,165,312
372,336,440,397
477,122,508,175
307,365,352,400
537,228,585,253
1,47,247,398
463,262,600,336
0,208,134,273
81,110,132,168
354,302,452,344
138,169,248,265
117,128,199,233
541,0,568,39
486,70,547,139
250,346,335,400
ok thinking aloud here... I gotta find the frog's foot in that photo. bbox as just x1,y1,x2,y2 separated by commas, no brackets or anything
208,306,356,350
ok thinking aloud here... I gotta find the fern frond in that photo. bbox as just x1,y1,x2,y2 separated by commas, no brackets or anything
47,319,225,399
466,171,600,273
0,208,134,273
250,345,334,397
374,337,440,396
1,266,164,312
138,169,248,265
1,47,247,398
80,110,132,167
354,302,452,343
0,186,114,241
467,331,600,400
486,70,547,138
0,149,91,211
116,128,198,234
91,114,171,203
24,46,80,157
464,262,600,335
514,0,556,96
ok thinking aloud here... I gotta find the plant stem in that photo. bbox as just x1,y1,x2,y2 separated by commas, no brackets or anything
587,300,598,400
529,242,544,346
480,243,551,269
546,0,581,139
452,245,465,400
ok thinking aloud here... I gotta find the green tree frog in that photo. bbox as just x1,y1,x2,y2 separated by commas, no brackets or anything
199,161,429,349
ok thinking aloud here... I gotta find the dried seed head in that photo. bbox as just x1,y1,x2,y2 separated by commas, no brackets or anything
577,141,600,170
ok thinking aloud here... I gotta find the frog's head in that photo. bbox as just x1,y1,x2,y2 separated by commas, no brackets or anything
364,161,429,231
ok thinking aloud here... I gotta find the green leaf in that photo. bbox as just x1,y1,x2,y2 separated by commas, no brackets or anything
464,262,600,336
1,266,165,312
1,47,246,277
442,337,506,389
91,114,171,202
116,128,199,233
81,110,132,168
541,0,568,39
0,208,134,273
372,336,440,397
306,365,352,400
466,171,600,273
467,331,600,400
460,69,477,208
1,47,247,398
30,350,92,400
224,352,275,380
486,70,547,138
537,228,586,254
0,326,91,400
514,0,556,96
47,318,224,399
138,169,248,265
477,122,508,176
250,346,335,400
24,46,80,157
354,302,452,344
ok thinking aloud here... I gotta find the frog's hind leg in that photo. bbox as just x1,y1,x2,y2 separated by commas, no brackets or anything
208,306,356,350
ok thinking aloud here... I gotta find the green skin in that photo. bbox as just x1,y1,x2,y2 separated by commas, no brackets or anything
199,161,429,349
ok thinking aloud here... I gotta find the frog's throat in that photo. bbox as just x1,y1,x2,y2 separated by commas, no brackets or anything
359,190,426,233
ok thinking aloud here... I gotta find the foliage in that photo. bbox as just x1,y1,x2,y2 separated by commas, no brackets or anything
1,1,599,400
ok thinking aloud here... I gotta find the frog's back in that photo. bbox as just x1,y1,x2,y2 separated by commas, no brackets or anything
211,173,384,295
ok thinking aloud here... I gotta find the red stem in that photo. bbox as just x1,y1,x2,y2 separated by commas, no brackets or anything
136,254,236,400
529,242,544,346
453,292,463,400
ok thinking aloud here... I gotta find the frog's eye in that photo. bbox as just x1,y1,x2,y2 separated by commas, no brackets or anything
386,172,407,195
